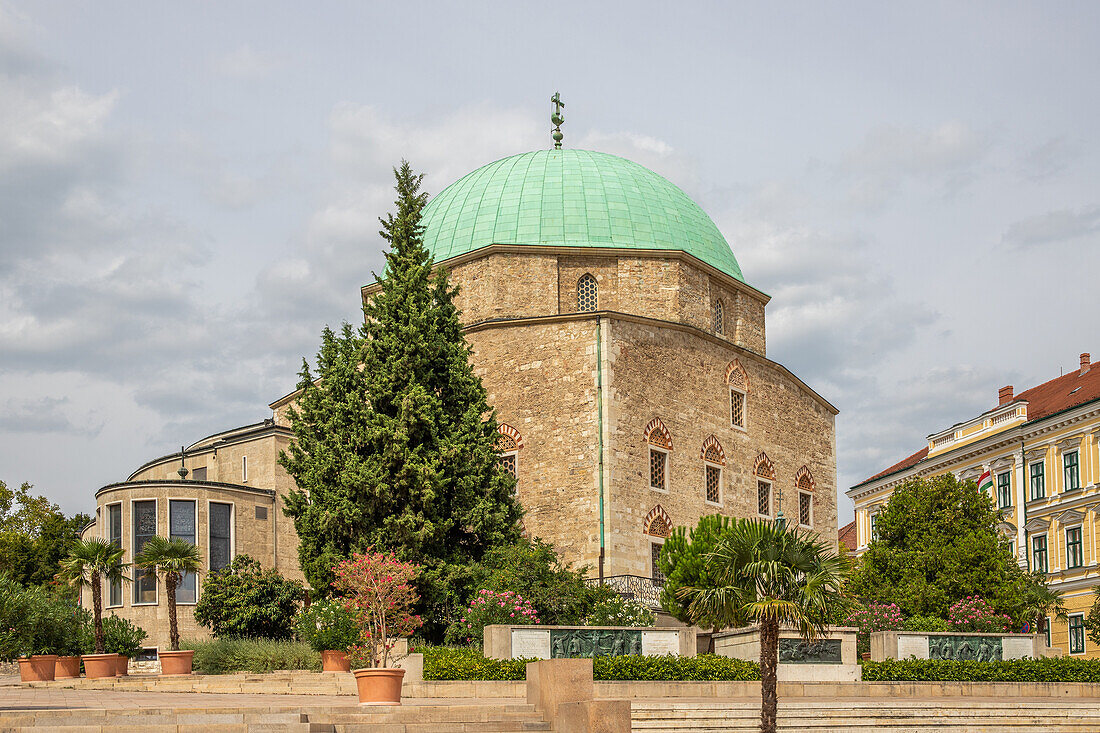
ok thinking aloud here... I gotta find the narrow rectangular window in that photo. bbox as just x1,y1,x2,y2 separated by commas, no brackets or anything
209,502,233,571
870,514,878,541
169,500,197,604
1066,527,1083,569
190,466,207,482
1064,451,1080,491
757,480,771,517
1069,614,1086,654
132,500,157,604
107,504,122,607
1043,617,1051,648
650,449,667,491
997,472,1012,508
799,492,812,527
241,455,248,483
1029,462,1045,500
705,464,721,504
1032,534,1048,574
500,453,517,479
651,542,665,584
730,390,745,429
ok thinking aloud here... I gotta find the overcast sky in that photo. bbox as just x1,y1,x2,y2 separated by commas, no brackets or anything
1,2,1098,525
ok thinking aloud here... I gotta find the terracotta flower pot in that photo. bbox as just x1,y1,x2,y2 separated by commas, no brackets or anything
159,649,194,676
17,655,57,682
321,650,351,673
54,656,81,679
82,653,117,679
352,667,405,705
114,654,129,676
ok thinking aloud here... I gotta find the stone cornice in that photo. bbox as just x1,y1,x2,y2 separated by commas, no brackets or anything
96,479,276,500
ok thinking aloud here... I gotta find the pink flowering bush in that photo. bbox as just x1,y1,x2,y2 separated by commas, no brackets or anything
448,589,540,644
948,596,1012,633
332,549,422,668
844,602,904,655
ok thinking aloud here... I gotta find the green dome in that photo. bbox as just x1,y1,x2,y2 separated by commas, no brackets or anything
421,149,745,282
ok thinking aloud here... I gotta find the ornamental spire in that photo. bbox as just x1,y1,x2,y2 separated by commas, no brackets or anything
550,91,565,149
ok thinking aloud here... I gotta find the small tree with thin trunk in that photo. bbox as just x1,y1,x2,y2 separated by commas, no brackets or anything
135,536,202,651
675,518,849,733
58,538,127,654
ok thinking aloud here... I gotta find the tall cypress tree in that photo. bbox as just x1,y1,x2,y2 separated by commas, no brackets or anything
280,162,522,612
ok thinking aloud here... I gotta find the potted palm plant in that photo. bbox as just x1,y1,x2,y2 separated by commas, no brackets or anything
295,597,359,672
59,538,128,679
134,536,201,675
333,550,422,705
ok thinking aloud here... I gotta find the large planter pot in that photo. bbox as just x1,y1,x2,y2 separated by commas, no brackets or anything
352,667,405,705
54,656,81,679
159,649,194,676
321,650,351,673
17,655,57,682
82,653,116,679
114,654,129,676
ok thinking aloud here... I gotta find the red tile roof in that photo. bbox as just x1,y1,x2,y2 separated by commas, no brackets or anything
838,520,857,551
854,358,1100,489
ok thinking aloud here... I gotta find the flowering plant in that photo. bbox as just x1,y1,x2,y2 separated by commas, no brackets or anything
948,596,1011,633
295,597,360,653
844,602,903,655
583,594,656,627
451,589,540,644
332,550,422,668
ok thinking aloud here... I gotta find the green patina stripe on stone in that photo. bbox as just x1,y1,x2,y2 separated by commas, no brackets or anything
420,149,746,283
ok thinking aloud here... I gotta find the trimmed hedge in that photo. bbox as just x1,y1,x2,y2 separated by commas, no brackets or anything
421,646,760,681
182,637,320,674
861,657,1100,682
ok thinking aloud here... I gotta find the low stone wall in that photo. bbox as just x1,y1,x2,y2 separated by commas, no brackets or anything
871,631,1048,661
713,625,860,681
483,624,695,660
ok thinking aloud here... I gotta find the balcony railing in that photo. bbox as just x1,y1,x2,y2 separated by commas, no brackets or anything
586,574,665,609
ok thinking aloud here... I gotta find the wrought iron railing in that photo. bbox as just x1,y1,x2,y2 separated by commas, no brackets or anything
586,574,665,609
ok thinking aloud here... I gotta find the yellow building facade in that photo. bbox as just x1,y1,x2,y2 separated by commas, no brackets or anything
847,353,1100,658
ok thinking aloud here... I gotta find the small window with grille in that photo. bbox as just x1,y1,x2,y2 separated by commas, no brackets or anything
651,542,665,583
714,299,725,335
757,480,771,517
705,464,721,505
730,389,745,430
501,453,517,479
650,448,668,491
798,492,812,527
577,274,598,312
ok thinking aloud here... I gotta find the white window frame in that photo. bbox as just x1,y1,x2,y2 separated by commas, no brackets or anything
501,449,519,486
1065,525,1084,569
1063,450,1080,492
649,446,670,493
130,498,158,606
1069,613,1086,655
241,455,248,483
703,461,722,507
1029,461,1046,501
104,501,124,609
168,498,199,606
798,490,814,529
207,499,236,573
729,388,747,432
756,479,773,519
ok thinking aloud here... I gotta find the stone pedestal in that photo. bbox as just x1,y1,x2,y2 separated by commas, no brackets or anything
713,625,860,681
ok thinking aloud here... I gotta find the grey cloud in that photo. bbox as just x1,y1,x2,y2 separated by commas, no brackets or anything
1002,205,1100,249
0,396,101,436
1017,136,1077,182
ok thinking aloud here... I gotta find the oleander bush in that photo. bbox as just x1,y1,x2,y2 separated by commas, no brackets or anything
182,637,320,674
861,657,1100,682
421,645,760,681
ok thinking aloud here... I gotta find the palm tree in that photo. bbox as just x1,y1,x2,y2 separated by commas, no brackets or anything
676,518,850,733
59,538,128,654
134,536,202,651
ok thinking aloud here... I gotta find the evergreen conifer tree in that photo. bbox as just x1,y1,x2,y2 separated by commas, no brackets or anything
280,162,522,625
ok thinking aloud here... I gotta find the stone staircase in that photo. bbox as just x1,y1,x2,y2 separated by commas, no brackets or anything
632,698,1100,732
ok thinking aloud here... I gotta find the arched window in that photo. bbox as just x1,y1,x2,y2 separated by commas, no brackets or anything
714,299,725,335
497,424,523,481
577,273,598,312
644,505,673,583
644,418,673,492
701,436,725,506
754,451,776,518
726,359,749,430
796,466,814,528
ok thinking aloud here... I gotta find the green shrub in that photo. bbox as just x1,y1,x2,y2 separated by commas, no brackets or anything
422,645,529,680
182,637,320,674
194,555,305,640
583,595,656,628
102,615,148,659
295,598,360,653
903,615,952,632
861,657,1100,682
0,572,90,658
593,654,758,681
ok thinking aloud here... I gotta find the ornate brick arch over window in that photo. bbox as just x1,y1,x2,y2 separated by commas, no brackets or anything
754,451,776,518
700,435,726,465
644,417,673,492
577,273,598,312
714,298,725,335
701,435,725,506
643,505,673,538
753,452,776,480
795,465,814,528
497,424,522,480
795,465,815,491
726,360,749,430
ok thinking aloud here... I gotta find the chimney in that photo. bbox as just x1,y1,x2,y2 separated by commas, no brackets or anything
1082,353,1092,376
998,385,1014,405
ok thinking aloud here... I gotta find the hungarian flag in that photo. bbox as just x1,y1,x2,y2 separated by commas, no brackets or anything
977,470,993,493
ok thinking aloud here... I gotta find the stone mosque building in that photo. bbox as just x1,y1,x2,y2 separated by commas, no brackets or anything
82,132,838,652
